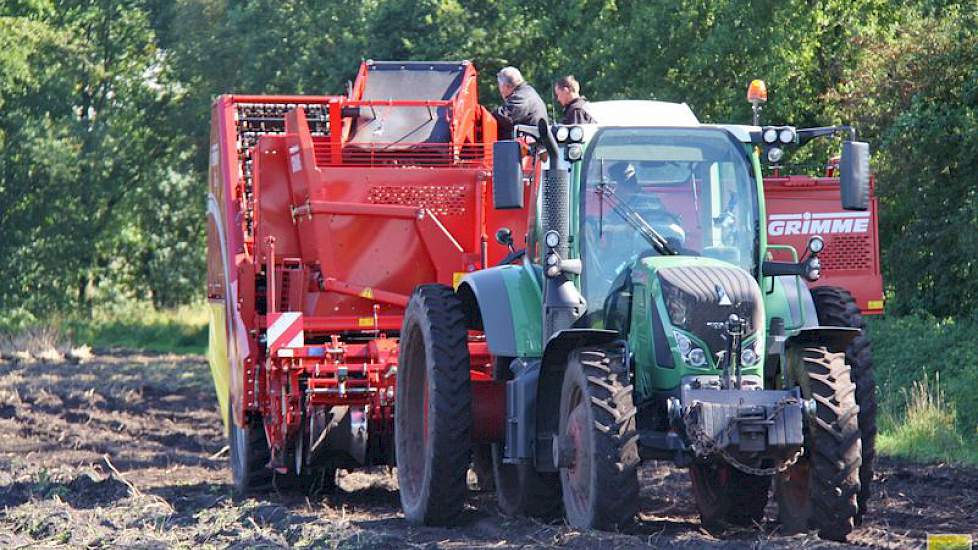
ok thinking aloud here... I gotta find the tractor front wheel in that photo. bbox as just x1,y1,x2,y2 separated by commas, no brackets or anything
811,286,877,523
395,284,472,525
776,346,861,541
558,346,640,530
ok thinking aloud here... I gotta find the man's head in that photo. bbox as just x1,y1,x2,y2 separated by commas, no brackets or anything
554,75,581,107
609,161,638,191
497,66,524,99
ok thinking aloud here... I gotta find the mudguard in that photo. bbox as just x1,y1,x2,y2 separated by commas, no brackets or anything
787,325,861,353
457,263,543,358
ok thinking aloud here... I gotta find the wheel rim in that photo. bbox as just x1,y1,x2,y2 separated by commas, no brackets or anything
561,384,592,520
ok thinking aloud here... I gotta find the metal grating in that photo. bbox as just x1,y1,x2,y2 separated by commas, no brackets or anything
821,234,873,271
367,185,468,216
234,103,329,239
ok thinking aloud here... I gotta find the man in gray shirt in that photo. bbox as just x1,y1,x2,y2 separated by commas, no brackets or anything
493,66,548,138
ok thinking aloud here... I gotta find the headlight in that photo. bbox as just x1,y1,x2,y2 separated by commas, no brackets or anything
568,126,584,142
807,235,825,254
767,147,784,163
763,128,778,143
673,330,692,356
545,230,560,248
740,346,760,366
567,144,583,161
687,348,707,367
778,128,795,144
555,126,570,142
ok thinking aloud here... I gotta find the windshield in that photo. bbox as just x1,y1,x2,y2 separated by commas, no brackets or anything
580,127,758,315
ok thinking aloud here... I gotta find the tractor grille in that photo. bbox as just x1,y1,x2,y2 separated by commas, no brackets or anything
657,265,762,357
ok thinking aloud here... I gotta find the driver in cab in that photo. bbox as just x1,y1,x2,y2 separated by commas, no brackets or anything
604,161,687,251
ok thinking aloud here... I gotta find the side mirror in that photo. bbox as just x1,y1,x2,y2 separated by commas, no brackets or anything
840,141,870,210
492,140,524,209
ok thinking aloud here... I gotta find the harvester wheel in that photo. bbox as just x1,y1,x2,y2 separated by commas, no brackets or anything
776,347,861,541
396,284,472,525
811,286,877,523
228,402,272,496
558,346,640,530
689,461,770,530
490,357,562,518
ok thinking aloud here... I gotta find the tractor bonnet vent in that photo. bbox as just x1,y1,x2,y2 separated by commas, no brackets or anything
657,265,763,355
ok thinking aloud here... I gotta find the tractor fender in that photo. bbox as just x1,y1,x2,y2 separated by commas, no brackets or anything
457,264,543,358
786,326,861,353
533,328,621,471
775,275,820,330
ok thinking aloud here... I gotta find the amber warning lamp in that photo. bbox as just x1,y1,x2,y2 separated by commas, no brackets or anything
747,79,767,125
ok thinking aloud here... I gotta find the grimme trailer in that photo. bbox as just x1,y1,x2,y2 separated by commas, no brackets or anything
206,61,881,541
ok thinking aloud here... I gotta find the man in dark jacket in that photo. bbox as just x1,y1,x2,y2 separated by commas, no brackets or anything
554,75,596,124
494,66,548,138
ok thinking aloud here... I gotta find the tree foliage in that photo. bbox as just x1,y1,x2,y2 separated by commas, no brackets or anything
0,0,975,317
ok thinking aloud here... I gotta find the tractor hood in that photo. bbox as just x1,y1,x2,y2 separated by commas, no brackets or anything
657,263,763,354
637,256,766,372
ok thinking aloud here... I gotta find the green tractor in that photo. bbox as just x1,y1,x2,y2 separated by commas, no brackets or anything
395,106,875,541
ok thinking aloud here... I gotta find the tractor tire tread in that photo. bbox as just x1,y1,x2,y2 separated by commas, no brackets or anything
811,286,877,523
570,347,640,529
802,346,862,541
397,284,472,525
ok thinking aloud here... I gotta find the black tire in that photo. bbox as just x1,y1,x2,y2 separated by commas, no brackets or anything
811,286,876,523
395,284,472,525
776,347,861,541
558,346,640,530
490,357,562,518
689,461,770,530
229,401,272,496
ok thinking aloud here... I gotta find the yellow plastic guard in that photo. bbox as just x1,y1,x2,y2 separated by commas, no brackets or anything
206,301,231,432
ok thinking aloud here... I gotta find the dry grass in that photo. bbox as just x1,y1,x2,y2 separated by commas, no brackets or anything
878,374,974,463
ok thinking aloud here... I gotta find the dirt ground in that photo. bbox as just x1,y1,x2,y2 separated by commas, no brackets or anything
1,352,975,549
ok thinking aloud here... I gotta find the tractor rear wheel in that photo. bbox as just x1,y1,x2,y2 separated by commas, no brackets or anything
490,357,562,518
229,402,272,496
558,346,640,530
689,461,770,530
396,284,472,525
776,347,861,541
811,286,877,523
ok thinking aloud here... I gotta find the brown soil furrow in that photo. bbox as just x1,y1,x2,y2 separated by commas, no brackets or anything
1,353,974,548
